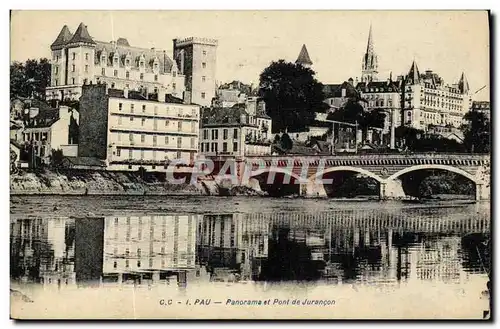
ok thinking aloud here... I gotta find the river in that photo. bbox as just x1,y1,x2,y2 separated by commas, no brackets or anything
10,196,491,319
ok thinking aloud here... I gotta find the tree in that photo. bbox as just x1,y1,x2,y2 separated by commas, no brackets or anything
461,110,490,153
50,149,64,168
279,133,293,151
259,60,326,133
10,58,51,100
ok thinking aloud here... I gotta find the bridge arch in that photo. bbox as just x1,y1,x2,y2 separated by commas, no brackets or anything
387,164,478,184
250,167,304,182
308,166,384,183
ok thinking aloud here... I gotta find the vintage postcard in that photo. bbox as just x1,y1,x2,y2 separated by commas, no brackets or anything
9,10,491,320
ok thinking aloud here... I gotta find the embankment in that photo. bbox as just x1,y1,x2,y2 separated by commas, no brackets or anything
10,169,265,197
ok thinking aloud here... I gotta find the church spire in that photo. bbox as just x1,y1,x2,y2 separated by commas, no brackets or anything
361,25,378,83
366,24,374,54
458,72,470,94
295,44,313,68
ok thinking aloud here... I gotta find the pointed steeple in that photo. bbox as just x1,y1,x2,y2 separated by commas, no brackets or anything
366,24,374,54
67,22,95,45
406,61,421,85
295,44,313,67
51,25,73,50
458,72,470,94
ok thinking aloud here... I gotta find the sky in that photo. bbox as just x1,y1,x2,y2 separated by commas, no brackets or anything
10,10,490,100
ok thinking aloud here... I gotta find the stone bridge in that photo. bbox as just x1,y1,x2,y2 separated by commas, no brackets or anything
242,153,490,200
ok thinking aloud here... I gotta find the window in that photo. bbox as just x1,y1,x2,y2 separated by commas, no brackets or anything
111,82,115,89
55,79,59,86
165,120,169,127
153,150,157,159
84,65,88,73
201,143,204,152
126,59,130,66
126,71,130,79
202,62,206,68
211,130,218,140
126,83,129,88
191,121,196,133
130,104,134,113
72,53,76,60
140,73,144,80
203,130,209,139
113,57,118,66
114,70,118,77
154,118,158,130
55,66,59,74
203,50,207,56
142,105,146,113
165,136,169,144
154,75,158,82
177,137,182,148
233,142,238,152
153,135,157,146
201,92,206,99
173,71,176,77
128,149,133,159
140,150,144,159
117,134,122,142
177,121,182,131
72,78,75,85
154,106,158,115
72,64,75,72
223,129,228,140
118,117,122,125
222,142,227,152
141,134,145,143
129,133,134,142
141,118,145,126
202,76,206,82
190,137,195,148
117,149,121,157
119,103,123,111
85,53,89,60
172,83,176,89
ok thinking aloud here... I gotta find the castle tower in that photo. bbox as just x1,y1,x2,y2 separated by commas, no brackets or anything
49,23,96,101
295,44,313,68
405,60,421,85
361,25,378,83
173,37,218,107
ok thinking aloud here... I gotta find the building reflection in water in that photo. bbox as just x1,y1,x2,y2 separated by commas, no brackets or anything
10,208,490,290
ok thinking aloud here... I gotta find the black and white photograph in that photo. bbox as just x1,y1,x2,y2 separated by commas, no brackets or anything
9,10,491,319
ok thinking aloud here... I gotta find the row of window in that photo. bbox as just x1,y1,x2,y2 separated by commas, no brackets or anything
117,103,195,117
200,142,238,153
116,135,196,148
202,128,239,140
116,116,196,132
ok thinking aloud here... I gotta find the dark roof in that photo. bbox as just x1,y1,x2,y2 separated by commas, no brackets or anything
458,72,470,94
272,140,330,155
356,80,401,93
201,106,255,127
405,61,421,84
10,139,24,150
165,94,184,104
94,40,175,73
67,23,95,45
51,25,73,49
62,156,106,167
296,44,313,66
323,82,359,98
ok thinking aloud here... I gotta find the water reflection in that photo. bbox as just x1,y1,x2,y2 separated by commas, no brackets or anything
10,207,490,291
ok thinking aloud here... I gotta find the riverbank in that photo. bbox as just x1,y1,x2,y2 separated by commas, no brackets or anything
10,169,265,197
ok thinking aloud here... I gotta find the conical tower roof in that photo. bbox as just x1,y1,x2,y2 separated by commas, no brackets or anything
458,72,470,94
366,24,374,54
68,22,95,45
51,25,73,49
295,44,313,66
406,61,421,85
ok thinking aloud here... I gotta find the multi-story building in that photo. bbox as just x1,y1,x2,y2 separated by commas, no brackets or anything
199,102,272,159
402,61,472,131
19,104,79,163
78,84,200,171
46,23,186,102
173,37,218,107
101,214,198,285
471,100,490,120
323,79,360,110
